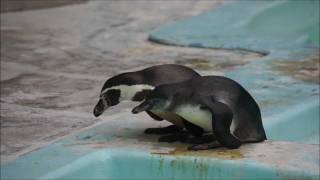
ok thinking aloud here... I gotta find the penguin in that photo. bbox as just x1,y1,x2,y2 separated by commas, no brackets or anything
132,76,267,150
93,64,201,135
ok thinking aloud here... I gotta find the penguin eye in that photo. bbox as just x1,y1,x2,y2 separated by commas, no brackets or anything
100,93,106,98
101,94,111,106
100,89,120,106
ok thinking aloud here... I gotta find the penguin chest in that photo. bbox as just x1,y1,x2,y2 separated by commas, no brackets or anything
151,111,184,127
175,105,213,132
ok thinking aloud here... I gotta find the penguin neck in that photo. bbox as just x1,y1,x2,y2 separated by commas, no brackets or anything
102,84,155,102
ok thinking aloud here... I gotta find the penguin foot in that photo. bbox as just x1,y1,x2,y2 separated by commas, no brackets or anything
188,141,222,151
144,125,183,135
181,134,216,144
158,132,189,143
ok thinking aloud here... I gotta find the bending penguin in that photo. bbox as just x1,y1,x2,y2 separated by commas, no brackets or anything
93,64,201,135
132,76,267,150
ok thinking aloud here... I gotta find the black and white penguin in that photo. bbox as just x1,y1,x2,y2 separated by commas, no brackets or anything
93,64,201,135
132,76,267,150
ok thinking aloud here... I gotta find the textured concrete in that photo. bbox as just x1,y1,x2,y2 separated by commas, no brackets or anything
1,2,319,179
1,1,263,163
1,0,87,13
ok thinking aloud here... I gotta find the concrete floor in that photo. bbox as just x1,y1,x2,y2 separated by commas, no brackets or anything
0,1,263,163
1,0,87,13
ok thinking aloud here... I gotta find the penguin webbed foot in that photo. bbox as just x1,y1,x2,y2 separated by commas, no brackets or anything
158,133,216,144
181,134,216,144
188,141,222,151
144,125,183,135
158,131,189,143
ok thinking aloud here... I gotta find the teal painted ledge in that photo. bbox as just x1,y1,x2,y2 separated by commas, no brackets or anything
149,0,319,51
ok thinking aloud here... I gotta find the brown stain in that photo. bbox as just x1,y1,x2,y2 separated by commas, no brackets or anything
126,46,159,56
175,58,212,70
272,51,320,84
259,99,289,109
175,58,248,71
152,144,244,160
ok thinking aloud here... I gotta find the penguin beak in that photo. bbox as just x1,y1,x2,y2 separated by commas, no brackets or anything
132,100,153,114
93,99,108,117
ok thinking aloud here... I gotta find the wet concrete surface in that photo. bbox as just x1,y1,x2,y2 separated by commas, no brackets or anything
0,1,263,163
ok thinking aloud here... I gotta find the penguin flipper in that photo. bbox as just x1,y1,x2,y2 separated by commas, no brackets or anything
146,111,163,121
205,99,242,149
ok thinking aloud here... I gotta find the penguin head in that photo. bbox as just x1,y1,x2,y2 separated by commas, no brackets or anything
93,89,121,117
132,86,174,114
93,73,155,117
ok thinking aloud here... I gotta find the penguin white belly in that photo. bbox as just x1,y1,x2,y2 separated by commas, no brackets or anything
151,110,184,127
175,105,213,132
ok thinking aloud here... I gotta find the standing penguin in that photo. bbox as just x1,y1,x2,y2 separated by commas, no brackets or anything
132,76,267,150
93,64,201,135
